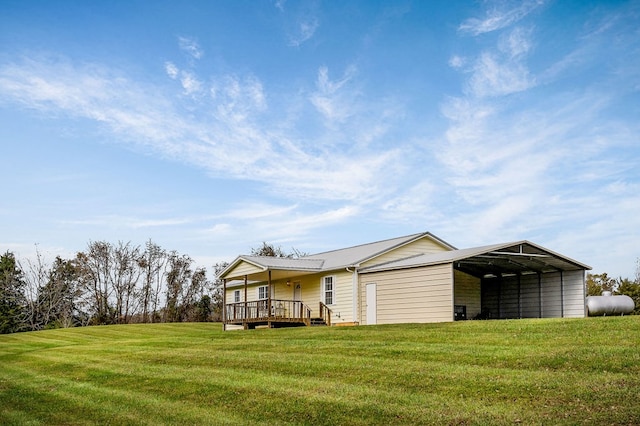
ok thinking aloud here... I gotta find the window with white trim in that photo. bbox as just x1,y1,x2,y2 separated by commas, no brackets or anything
322,276,335,305
258,285,269,300
233,290,241,303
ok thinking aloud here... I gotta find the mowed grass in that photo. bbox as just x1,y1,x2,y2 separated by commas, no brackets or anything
1,318,639,425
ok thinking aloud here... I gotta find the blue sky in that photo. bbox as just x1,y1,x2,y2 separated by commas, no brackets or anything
1,0,638,278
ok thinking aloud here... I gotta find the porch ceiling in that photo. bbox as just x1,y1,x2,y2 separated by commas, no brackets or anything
226,268,319,283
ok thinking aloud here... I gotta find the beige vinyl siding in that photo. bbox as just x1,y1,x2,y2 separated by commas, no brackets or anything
453,270,481,319
311,271,355,324
360,238,451,268
359,263,454,325
225,282,266,304
245,271,356,324
224,261,264,279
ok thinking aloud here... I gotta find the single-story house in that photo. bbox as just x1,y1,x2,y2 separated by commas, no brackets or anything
219,232,591,329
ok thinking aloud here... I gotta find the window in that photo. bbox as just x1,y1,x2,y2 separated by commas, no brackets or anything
233,290,240,303
322,276,335,305
258,285,269,300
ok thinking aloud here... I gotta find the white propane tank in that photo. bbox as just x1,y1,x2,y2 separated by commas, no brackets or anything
586,291,635,316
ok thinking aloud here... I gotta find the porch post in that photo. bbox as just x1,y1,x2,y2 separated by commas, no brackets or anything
222,279,227,331
244,275,248,323
268,270,272,318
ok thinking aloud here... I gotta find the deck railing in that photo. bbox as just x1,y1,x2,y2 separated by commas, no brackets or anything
225,299,312,325
319,301,332,327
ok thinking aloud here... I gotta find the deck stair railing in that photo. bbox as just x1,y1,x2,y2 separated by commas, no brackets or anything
319,301,332,327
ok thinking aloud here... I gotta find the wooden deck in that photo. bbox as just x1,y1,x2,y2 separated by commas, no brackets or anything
225,299,331,329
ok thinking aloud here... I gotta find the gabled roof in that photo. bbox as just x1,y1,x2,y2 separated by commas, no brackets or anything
301,231,455,270
219,232,455,281
359,241,591,277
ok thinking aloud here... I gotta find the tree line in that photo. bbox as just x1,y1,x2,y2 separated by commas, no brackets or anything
0,240,229,334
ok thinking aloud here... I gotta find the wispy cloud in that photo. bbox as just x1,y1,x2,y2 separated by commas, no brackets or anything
468,50,534,97
459,0,546,35
178,36,203,60
278,0,320,47
452,26,536,98
433,1,640,254
309,65,358,123
0,52,398,225
288,19,319,47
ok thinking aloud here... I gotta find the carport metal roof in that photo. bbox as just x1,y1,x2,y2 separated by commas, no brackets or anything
359,241,591,278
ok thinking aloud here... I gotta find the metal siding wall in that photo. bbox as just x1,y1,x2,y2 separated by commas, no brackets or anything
541,272,563,318
359,264,454,324
520,274,541,318
500,276,520,319
562,270,586,318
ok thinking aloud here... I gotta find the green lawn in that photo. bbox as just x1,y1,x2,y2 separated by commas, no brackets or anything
1,317,639,425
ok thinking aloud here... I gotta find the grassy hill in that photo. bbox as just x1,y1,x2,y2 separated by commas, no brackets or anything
1,317,639,425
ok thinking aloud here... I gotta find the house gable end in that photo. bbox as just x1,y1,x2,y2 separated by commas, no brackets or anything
359,233,455,268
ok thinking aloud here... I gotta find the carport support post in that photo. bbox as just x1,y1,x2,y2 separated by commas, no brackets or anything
560,270,565,318
538,273,542,318
517,273,522,319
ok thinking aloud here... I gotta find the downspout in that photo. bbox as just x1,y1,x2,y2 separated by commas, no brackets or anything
346,266,359,324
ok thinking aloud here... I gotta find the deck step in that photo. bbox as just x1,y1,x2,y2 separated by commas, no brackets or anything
310,318,327,326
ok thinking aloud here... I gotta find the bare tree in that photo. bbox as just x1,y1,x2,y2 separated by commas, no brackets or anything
76,241,115,324
211,261,228,322
138,240,167,323
110,242,142,324
164,252,192,322
20,246,49,331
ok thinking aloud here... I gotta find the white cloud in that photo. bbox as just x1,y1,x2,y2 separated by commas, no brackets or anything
468,51,534,97
179,71,202,95
0,56,398,210
309,65,358,123
165,61,179,79
499,27,533,58
448,55,465,69
274,0,286,12
459,0,546,35
178,36,203,60
288,19,319,47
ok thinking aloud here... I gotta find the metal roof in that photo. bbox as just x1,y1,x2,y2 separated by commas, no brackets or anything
219,232,455,280
359,241,591,277
300,231,455,269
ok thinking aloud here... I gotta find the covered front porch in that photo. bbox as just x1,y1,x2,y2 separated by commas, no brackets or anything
220,256,332,329
225,299,332,329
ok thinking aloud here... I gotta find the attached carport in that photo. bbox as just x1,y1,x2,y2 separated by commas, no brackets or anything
450,241,591,320
358,241,591,324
